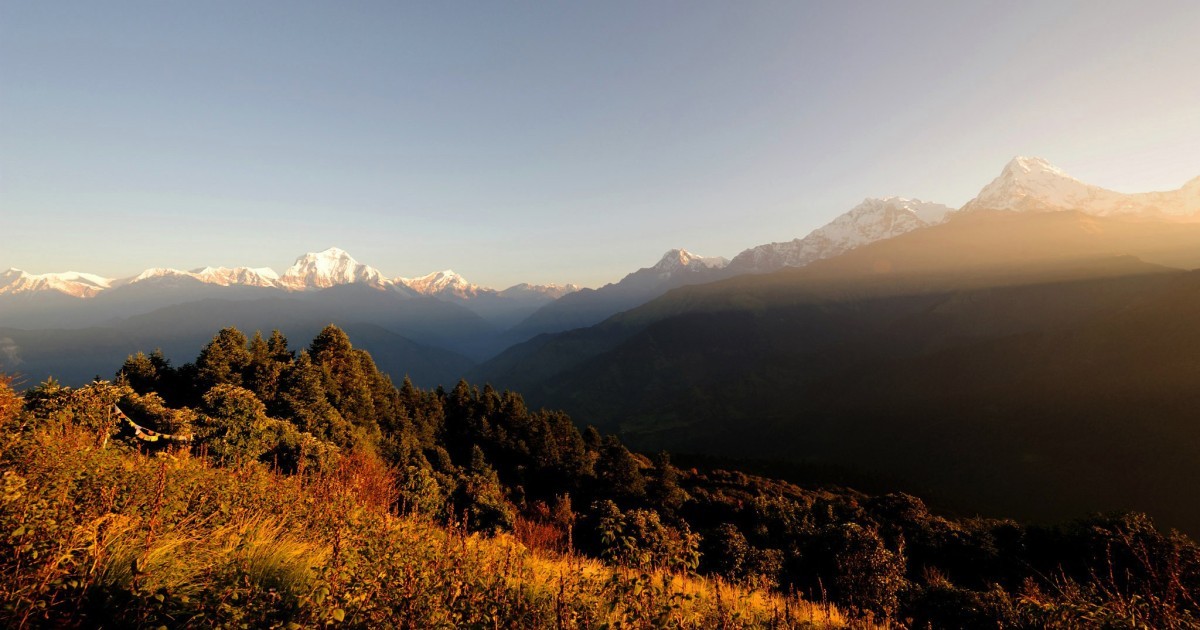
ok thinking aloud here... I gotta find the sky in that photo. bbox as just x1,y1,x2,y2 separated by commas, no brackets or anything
2,1,1199,289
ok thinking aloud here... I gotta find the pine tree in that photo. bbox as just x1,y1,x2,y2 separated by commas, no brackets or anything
196,327,251,391
309,325,377,433
117,351,159,394
266,329,292,362
245,331,287,406
276,351,352,447
453,445,515,533
649,450,688,514
596,435,645,499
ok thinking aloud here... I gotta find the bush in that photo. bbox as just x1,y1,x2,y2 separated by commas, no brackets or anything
593,501,700,573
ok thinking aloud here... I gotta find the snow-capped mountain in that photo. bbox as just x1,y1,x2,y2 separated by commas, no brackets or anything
729,157,1200,277
0,247,578,305
191,266,280,287
119,266,281,289
398,270,580,302
651,249,729,277
729,197,954,274
398,270,483,299
395,270,582,331
497,283,580,301
6,157,1195,303
0,268,113,298
610,249,729,292
961,156,1200,217
277,247,390,291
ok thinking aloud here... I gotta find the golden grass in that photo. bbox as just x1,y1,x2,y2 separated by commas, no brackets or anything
0,403,864,628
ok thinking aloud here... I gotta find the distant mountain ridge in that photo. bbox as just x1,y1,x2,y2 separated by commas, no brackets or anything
504,248,731,339
726,157,1200,276
1,247,576,304
5,156,1199,362
728,197,955,275
0,269,113,298
7,157,1198,303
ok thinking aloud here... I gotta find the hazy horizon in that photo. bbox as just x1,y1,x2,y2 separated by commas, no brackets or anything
3,1,1198,287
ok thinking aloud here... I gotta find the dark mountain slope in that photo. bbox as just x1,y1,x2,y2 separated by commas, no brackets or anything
476,209,1198,393
514,267,1200,534
474,210,1200,534
504,250,728,343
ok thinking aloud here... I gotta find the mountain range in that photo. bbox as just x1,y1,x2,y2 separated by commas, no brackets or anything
6,155,1200,536
3,156,1198,383
6,156,1197,321
1,247,575,302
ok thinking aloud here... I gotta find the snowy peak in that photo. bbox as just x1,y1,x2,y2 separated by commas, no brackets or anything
278,247,388,291
729,196,954,274
652,249,729,273
497,283,580,300
398,271,581,302
962,156,1199,217
844,197,955,226
126,268,193,283
121,266,281,288
0,268,113,298
398,270,482,299
1001,156,1074,179
963,156,1091,214
190,266,280,287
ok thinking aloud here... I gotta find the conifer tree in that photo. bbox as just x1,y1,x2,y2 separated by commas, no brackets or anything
309,325,377,432
266,329,292,362
276,350,353,447
453,445,515,533
649,450,688,514
596,435,645,499
245,331,286,406
117,351,159,394
196,327,251,391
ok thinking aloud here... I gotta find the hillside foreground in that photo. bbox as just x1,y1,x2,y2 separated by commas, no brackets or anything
2,325,1199,628
0,376,849,628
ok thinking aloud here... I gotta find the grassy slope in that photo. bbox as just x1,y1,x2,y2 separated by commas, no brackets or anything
0,401,852,629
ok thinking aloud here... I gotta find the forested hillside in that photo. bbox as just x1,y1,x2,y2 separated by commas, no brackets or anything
475,211,1200,536
2,326,1199,627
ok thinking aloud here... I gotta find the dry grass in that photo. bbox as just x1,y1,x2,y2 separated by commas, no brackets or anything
0,395,858,629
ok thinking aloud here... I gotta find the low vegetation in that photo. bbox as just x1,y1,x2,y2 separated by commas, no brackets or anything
2,325,1198,628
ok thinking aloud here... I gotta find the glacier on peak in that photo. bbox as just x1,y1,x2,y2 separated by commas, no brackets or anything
121,266,282,289
653,249,729,274
190,266,281,287
1002,156,1073,179
398,270,582,302
278,247,389,291
0,269,113,298
962,156,1199,217
728,197,954,274
398,270,480,298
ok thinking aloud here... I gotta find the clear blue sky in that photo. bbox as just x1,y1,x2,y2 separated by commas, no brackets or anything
3,1,1198,288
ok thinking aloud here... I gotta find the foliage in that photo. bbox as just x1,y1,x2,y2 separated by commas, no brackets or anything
4,321,1200,627
593,500,701,574
0,373,849,628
